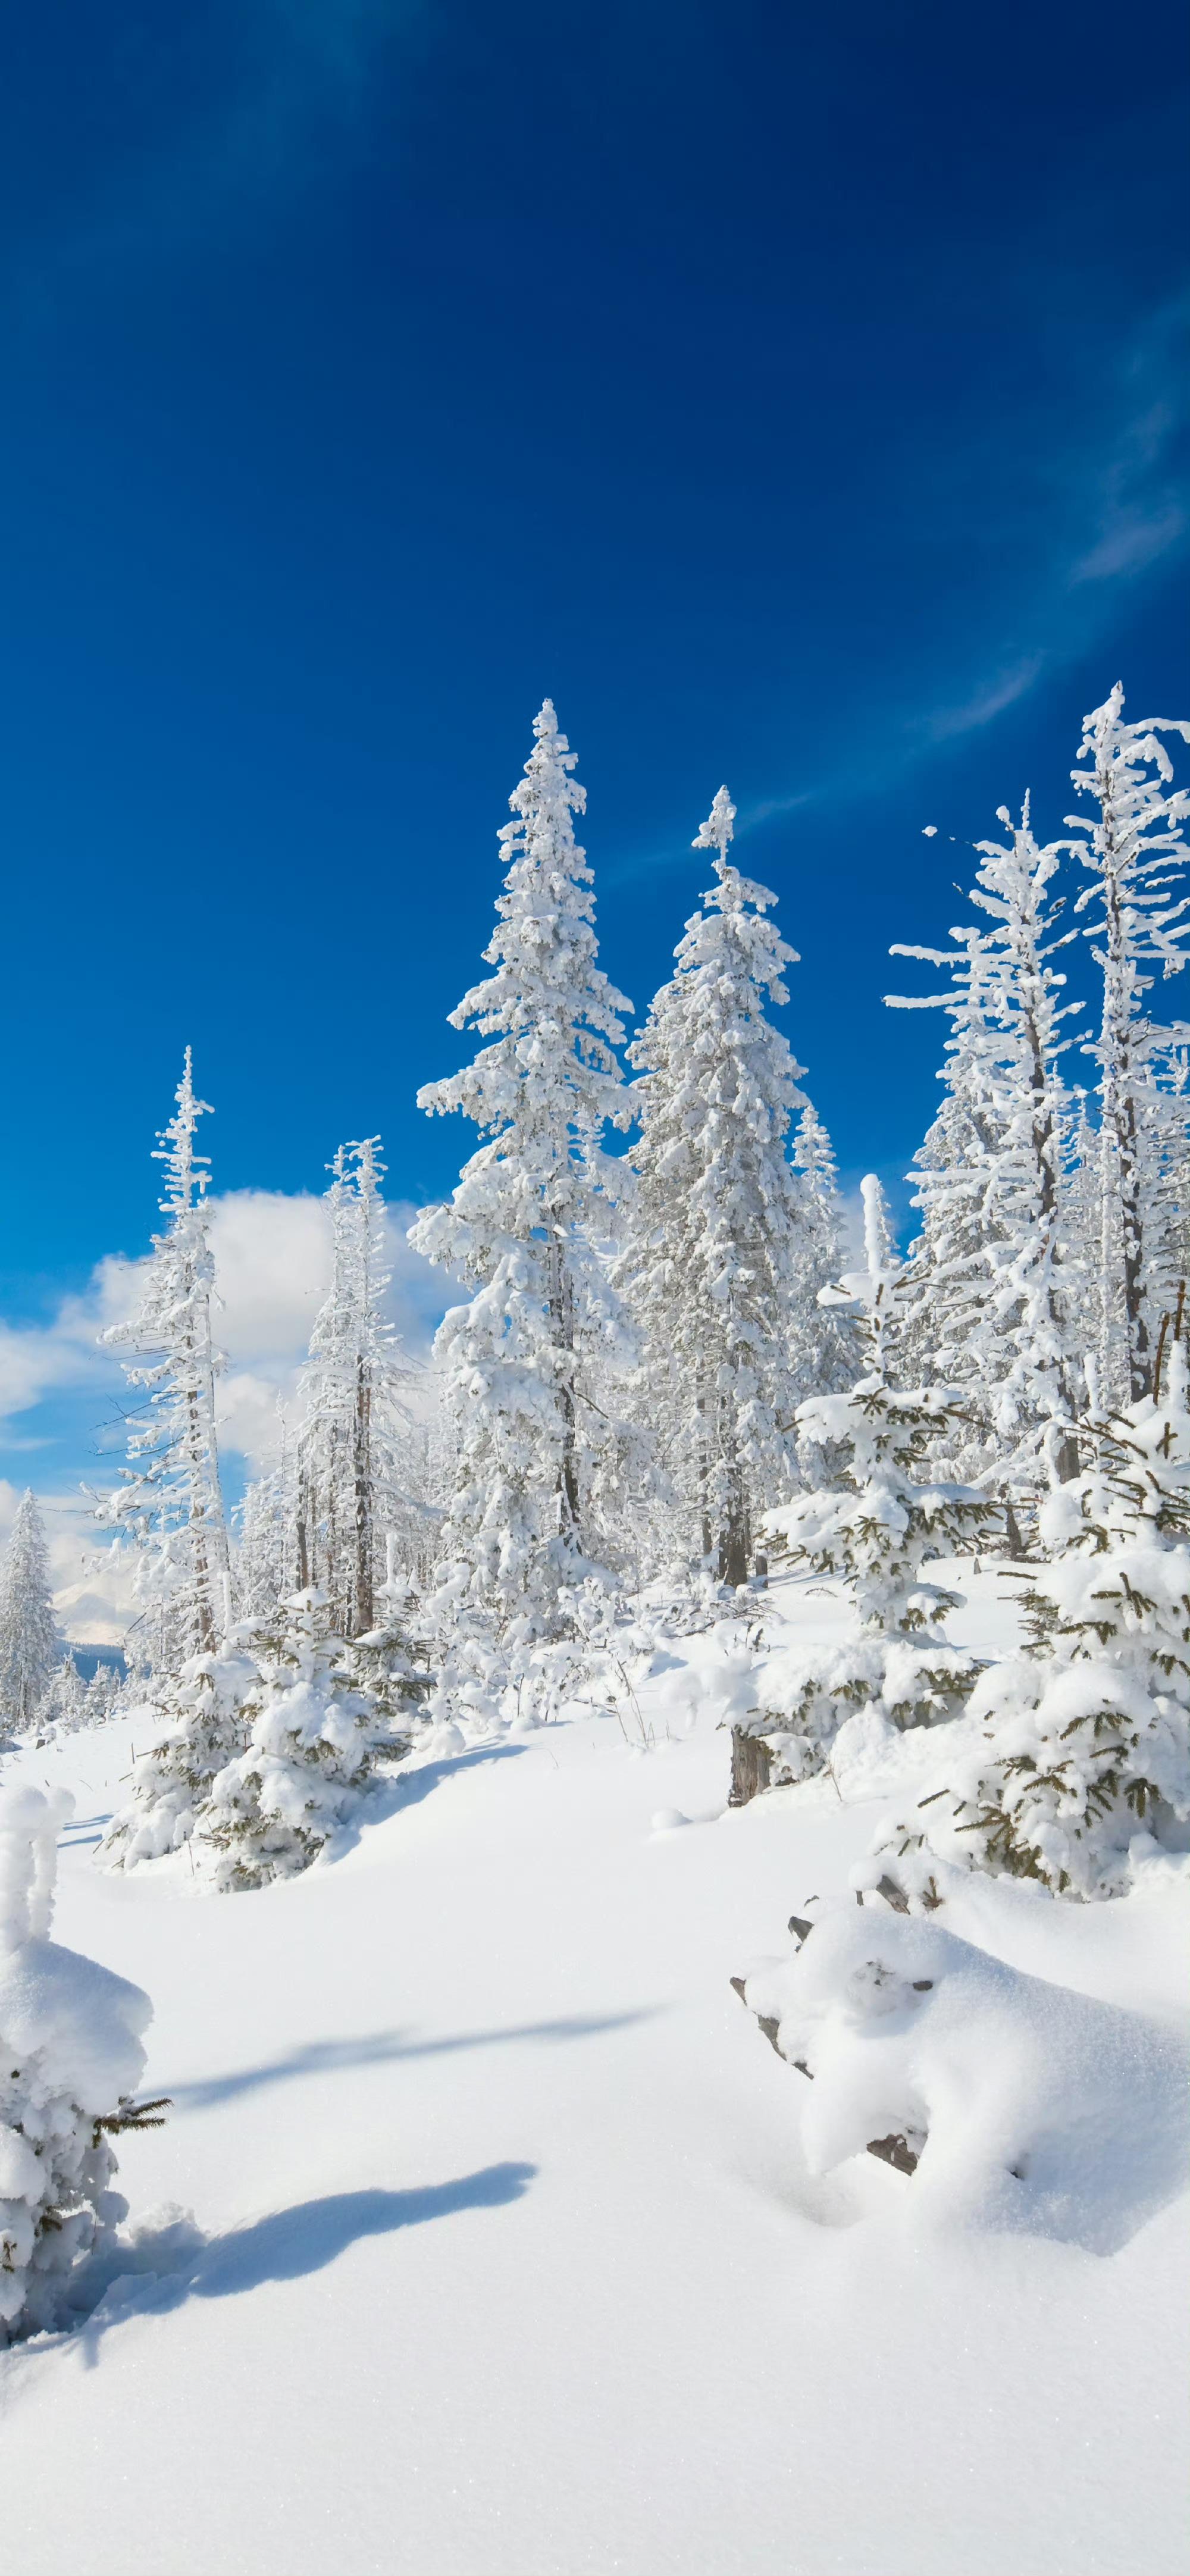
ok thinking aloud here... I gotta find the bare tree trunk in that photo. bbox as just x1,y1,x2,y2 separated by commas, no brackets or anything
729,1726,772,1807
547,1237,580,1548
352,1354,373,1638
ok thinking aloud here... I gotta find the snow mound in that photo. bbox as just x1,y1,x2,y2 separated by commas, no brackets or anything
743,1908,1189,2252
0,1786,153,2337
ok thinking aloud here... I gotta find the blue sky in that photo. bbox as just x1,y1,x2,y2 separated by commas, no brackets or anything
1,0,1188,1599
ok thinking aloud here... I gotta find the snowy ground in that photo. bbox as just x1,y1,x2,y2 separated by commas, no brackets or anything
1,1565,1187,2576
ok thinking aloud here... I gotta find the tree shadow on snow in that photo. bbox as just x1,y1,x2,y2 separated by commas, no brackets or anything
77,2162,537,2364
58,1812,112,1849
162,2010,652,2112
336,1740,528,1851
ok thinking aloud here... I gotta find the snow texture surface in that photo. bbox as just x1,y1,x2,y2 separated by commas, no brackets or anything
0,1563,1186,2574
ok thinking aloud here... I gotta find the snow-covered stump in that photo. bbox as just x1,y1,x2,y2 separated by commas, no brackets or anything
0,1787,158,2342
730,1913,922,2175
731,1898,1189,2248
728,1726,772,1808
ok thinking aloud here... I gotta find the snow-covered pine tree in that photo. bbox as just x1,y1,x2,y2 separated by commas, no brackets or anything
865,1329,1190,1904
83,1661,119,1726
100,1051,230,1670
616,787,818,1586
1069,685,1190,1405
890,799,1084,1492
197,1589,402,1889
790,1103,856,1404
296,1138,414,1639
235,1408,295,1625
98,1637,262,1869
0,1491,61,1735
891,928,1003,1431
411,700,634,1642
730,1176,998,1802
0,1784,156,2340
48,1652,88,1735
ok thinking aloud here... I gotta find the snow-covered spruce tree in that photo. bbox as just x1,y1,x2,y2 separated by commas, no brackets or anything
0,1785,157,2342
83,1661,119,1726
100,1051,230,1669
235,1411,295,1626
1069,684,1190,1406
196,1589,403,1889
411,701,634,1649
729,1177,999,1804
0,1491,61,1735
48,1652,88,1735
98,1635,262,1869
296,1138,415,1641
616,787,819,1586
890,800,1084,1493
865,1332,1190,1904
790,1103,856,1406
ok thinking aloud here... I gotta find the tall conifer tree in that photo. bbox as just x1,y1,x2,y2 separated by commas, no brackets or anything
1069,686,1190,1404
0,1491,61,1734
616,788,817,1583
891,800,1084,1486
296,1138,411,1638
411,701,633,1636
101,1052,230,1667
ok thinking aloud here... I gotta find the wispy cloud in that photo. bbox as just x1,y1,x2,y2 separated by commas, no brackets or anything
1071,501,1186,585
731,295,1189,835
923,655,1047,746
735,787,822,833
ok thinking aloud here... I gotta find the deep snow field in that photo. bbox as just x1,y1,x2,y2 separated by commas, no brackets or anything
1,1564,1188,2576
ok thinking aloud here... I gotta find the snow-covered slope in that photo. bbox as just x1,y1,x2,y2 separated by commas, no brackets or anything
1,1568,1187,2576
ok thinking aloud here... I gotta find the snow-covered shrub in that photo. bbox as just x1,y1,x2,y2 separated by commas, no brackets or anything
99,1638,261,1869
345,1617,431,1738
0,1786,156,2340
198,1591,400,1889
866,1356,1190,1901
737,1901,1187,2248
733,1179,997,1797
